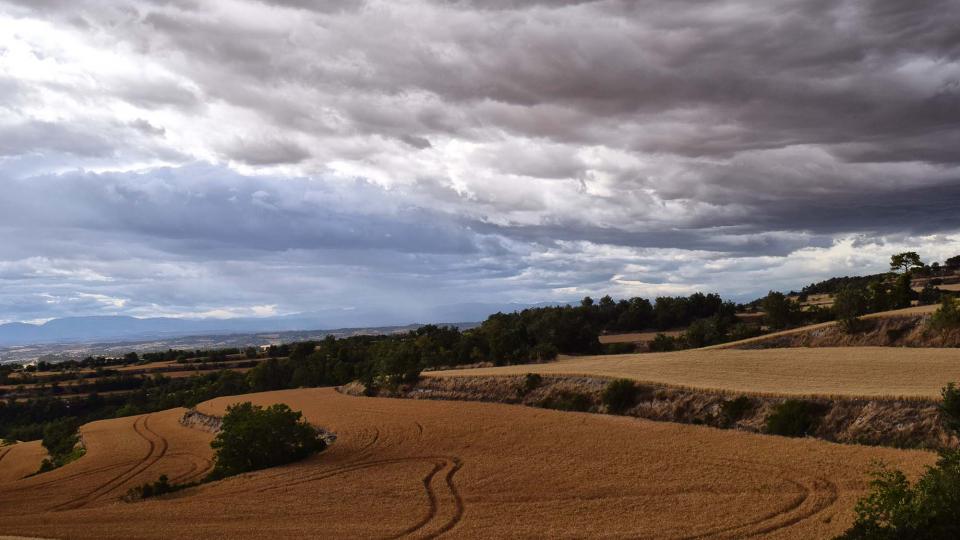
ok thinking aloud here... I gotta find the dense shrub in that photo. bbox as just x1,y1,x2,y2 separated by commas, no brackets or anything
602,342,636,355
838,382,960,539
838,450,960,539
601,379,638,414
930,296,960,331
765,400,825,438
720,396,753,427
539,390,592,412
124,474,197,501
208,402,327,480
648,333,682,352
941,382,960,436
516,373,543,397
37,418,84,473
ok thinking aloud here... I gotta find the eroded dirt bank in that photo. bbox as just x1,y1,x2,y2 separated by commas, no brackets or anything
346,375,958,450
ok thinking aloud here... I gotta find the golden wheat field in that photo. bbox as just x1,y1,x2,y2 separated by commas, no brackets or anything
429,347,960,399
0,388,938,539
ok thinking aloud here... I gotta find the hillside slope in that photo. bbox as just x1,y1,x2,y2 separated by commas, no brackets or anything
0,388,937,539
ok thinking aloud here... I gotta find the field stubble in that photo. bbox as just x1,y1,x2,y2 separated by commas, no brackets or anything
0,388,938,539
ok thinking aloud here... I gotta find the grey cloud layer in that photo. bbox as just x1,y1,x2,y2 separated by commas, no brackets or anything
1,0,959,321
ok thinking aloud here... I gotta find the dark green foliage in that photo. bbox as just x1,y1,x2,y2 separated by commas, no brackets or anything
765,400,825,437
919,281,941,305
720,396,753,427
208,402,326,480
37,417,83,473
890,252,923,274
797,273,889,296
930,296,960,331
838,383,960,539
834,285,869,333
761,291,802,330
940,382,960,436
603,342,636,355
648,333,681,352
539,390,592,412
837,450,960,539
517,373,543,397
601,379,638,414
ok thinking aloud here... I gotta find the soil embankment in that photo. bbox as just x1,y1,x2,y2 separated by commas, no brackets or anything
352,375,958,450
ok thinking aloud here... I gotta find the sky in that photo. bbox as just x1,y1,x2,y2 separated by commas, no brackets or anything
1,0,960,324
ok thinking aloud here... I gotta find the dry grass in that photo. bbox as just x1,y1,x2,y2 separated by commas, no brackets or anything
428,347,960,400
0,388,937,538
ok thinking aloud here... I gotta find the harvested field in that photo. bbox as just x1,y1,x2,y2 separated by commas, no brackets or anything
0,388,938,538
428,347,960,399
0,408,214,517
599,330,683,344
0,442,47,483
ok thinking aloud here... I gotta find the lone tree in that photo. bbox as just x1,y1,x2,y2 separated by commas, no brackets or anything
889,252,923,274
208,402,327,480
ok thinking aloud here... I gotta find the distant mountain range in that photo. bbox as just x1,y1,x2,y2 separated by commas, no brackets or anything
0,302,561,347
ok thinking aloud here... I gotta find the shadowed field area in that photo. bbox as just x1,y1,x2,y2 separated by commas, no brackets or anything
428,347,960,399
0,388,937,539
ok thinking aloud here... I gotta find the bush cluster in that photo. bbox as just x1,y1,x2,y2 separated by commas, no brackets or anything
208,402,327,480
539,390,592,412
601,379,638,414
764,400,825,438
838,383,960,538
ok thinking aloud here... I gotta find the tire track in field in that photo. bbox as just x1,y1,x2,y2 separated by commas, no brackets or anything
256,455,465,538
50,415,169,511
0,447,10,466
677,458,839,539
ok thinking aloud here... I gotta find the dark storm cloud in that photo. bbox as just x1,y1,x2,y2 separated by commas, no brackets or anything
2,0,960,321
0,165,479,255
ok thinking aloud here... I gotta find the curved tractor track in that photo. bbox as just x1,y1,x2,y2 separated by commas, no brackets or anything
50,414,169,511
0,388,937,539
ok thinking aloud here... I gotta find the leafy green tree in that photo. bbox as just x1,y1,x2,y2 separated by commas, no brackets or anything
889,273,915,309
890,252,923,274
761,291,800,330
940,382,960,435
834,285,868,332
208,402,326,480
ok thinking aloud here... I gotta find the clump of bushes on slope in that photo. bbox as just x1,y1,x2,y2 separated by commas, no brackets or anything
929,295,960,331
538,390,592,412
125,474,198,501
36,418,85,473
764,400,826,438
601,379,638,414
719,396,754,427
838,383,960,539
207,402,328,480
516,373,543,398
